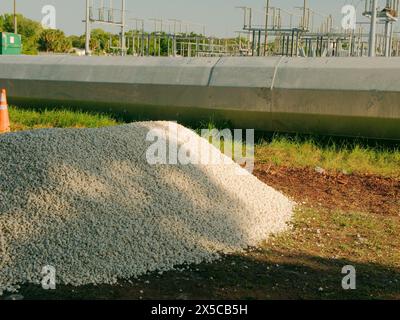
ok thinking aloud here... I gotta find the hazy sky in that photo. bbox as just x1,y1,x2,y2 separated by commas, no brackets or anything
0,1,375,36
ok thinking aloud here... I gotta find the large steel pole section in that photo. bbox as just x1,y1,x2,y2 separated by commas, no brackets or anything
369,0,378,57
121,0,126,56
85,0,91,56
13,0,17,34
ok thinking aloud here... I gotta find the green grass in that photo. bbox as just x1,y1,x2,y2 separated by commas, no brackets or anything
272,207,400,269
9,106,120,131
253,206,400,299
7,108,400,178
195,119,400,178
255,135,400,178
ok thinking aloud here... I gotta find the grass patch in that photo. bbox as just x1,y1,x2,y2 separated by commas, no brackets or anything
9,106,120,131
255,135,400,178
193,119,400,178
7,109,400,178
269,207,400,268
255,206,400,299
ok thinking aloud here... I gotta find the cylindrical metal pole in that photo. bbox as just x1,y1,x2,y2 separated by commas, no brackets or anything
369,0,378,57
147,34,150,56
132,34,136,56
85,0,91,56
385,21,390,57
141,32,145,56
264,0,270,56
295,30,299,56
303,0,308,30
249,8,252,29
389,22,394,56
100,0,104,20
290,29,295,57
385,0,394,57
110,0,114,21
153,35,157,56
174,36,177,57
13,0,17,34
252,29,256,56
286,35,290,56
121,0,126,56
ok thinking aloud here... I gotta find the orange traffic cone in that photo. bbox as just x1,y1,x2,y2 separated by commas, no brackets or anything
0,89,10,133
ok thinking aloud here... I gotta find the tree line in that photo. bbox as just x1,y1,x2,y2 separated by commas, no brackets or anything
0,14,129,55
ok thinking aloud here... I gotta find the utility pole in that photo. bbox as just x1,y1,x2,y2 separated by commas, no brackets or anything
294,1,308,30
264,0,270,56
110,0,114,21
13,0,17,34
303,0,308,30
121,0,126,56
384,0,394,57
384,20,391,57
248,7,252,29
85,0,91,56
99,0,104,20
369,0,378,57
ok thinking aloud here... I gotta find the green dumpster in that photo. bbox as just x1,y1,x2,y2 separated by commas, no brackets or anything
0,32,22,55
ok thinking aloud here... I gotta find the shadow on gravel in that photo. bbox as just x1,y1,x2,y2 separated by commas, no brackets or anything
13,250,400,300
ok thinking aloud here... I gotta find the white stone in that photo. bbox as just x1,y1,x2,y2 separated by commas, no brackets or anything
0,122,294,294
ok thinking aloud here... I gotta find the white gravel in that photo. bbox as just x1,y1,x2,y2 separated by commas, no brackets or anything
0,122,294,295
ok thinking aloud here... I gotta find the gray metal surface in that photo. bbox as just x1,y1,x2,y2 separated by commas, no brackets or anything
0,55,399,140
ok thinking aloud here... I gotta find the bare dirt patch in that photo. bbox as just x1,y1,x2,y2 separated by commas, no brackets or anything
254,164,400,216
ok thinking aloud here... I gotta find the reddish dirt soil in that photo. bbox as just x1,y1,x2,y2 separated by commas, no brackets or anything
254,164,400,216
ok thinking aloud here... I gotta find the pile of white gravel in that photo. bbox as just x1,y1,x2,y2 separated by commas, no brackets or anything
0,122,294,295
